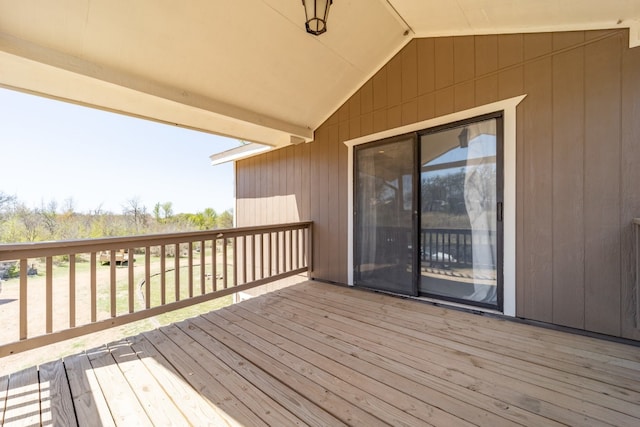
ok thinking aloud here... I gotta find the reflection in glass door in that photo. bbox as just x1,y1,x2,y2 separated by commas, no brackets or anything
354,136,416,295
419,116,502,309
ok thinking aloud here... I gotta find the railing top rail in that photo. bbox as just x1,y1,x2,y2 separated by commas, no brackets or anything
0,221,312,261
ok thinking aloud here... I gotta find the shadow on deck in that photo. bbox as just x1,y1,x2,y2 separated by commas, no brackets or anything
1,281,640,426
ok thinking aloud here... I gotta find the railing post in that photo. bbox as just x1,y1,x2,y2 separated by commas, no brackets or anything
160,245,167,305
128,247,135,313
90,252,97,323
308,222,313,272
69,254,76,328
19,258,28,340
46,256,53,334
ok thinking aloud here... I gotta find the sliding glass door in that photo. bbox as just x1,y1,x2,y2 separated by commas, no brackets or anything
419,116,502,309
354,136,417,295
354,113,503,310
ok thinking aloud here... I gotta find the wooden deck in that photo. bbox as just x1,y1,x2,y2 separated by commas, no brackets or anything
2,281,640,426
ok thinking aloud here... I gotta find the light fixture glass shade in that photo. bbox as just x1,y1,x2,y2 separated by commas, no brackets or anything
302,0,332,35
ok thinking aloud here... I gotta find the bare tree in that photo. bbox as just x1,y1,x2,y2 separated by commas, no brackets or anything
123,196,148,233
38,199,58,239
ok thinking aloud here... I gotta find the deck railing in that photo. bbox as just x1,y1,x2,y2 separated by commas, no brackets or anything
0,221,312,357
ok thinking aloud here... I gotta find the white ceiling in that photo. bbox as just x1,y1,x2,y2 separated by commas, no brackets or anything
0,0,638,151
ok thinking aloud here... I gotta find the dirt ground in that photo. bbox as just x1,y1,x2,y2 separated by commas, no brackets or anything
0,267,157,376
1,260,208,376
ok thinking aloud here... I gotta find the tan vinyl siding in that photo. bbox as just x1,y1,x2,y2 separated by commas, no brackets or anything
236,29,640,340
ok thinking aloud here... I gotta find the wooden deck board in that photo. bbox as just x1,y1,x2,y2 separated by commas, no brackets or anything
127,334,239,426
3,367,40,427
0,376,8,425
176,317,344,427
1,281,640,426
233,296,565,427
85,345,153,426
63,352,115,427
278,285,638,425
38,359,76,426
289,285,640,409
106,339,190,426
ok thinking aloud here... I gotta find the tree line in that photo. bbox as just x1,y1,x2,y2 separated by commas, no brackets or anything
0,192,233,244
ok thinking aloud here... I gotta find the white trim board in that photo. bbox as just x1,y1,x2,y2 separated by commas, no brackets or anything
344,95,526,317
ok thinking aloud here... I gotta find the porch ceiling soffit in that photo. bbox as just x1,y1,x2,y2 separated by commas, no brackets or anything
393,0,640,47
0,0,638,155
0,0,409,148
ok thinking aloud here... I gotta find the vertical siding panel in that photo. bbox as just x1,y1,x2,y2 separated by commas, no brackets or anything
349,92,361,121
242,157,250,225
251,153,262,224
361,80,373,114
454,82,475,119
454,36,475,83
271,152,279,223
373,109,387,133
361,112,373,136
621,38,640,340
522,57,553,322
287,146,295,222
338,102,349,123
238,159,247,225
337,123,349,282
301,143,311,220
324,125,341,281
401,100,417,125
350,117,361,140
435,87,454,117
248,157,255,224
552,46,585,329
518,31,552,318
235,160,245,226
402,40,418,102
417,38,435,95
553,31,585,51
498,34,523,69
584,35,622,336
387,105,402,129
312,126,328,277
387,54,402,106
279,149,287,224
475,75,498,106
294,143,303,222
498,34,524,100
524,33,553,61
265,152,273,225
373,67,387,111
515,102,526,316
498,67,523,101
475,35,498,76
417,92,435,121
434,37,454,90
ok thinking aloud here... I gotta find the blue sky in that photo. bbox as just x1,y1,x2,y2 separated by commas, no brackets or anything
0,87,240,214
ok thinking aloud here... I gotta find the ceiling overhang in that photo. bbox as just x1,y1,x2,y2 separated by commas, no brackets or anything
0,0,638,158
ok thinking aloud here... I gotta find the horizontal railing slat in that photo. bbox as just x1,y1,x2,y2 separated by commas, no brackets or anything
0,222,312,261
